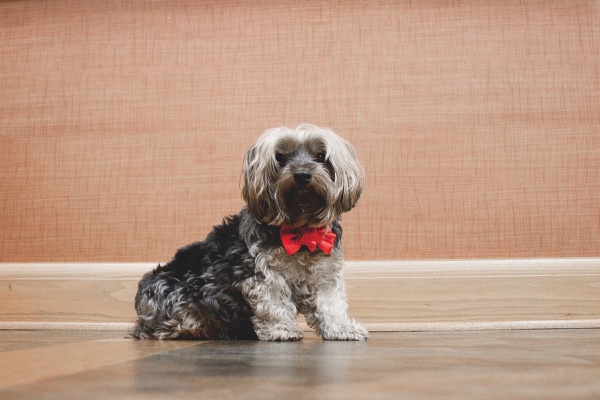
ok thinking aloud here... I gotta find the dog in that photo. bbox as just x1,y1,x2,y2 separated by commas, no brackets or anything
132,124,368,341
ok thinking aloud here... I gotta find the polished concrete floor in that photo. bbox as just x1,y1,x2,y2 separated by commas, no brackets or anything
0,329,599,399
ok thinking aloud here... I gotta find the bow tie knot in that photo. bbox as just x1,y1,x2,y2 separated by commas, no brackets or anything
280,224,336,255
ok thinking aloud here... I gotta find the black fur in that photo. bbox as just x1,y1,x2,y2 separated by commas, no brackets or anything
132,208,342,340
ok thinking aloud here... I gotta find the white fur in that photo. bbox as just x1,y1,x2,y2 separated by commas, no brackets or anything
241,245,368,341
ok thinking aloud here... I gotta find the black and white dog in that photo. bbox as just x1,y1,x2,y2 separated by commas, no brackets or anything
133,124,368,341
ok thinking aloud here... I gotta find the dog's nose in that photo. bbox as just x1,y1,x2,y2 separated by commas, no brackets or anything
294,170,312,185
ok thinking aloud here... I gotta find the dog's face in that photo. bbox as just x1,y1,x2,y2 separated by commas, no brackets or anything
242,124,364,228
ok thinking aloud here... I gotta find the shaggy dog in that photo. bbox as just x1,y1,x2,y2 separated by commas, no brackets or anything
133,124,368,341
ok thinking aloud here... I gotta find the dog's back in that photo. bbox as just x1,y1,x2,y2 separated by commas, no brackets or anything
132,214,258,340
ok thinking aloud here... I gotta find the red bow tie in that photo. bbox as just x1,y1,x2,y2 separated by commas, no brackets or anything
280,224,337,255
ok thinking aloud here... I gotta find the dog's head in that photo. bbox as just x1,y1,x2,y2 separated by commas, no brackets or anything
242,124,364,227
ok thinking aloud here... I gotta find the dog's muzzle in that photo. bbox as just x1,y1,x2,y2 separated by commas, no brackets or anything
293,170,312,186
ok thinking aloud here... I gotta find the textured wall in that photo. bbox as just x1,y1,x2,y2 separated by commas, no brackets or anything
1,1,599,261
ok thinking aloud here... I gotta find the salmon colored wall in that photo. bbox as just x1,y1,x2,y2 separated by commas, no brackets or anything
1,1,599,261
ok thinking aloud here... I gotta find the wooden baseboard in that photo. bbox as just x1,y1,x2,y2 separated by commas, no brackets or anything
1,259,599,331
1,320,600,334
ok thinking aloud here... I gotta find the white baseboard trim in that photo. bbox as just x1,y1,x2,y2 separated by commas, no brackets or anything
0,322,135,332
3,258,600,276
1,319,599,333
366,319,600,332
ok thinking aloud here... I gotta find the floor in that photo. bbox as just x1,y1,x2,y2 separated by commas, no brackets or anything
0,330,598,400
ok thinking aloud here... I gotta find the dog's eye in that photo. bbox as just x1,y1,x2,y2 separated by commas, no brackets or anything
315,153,326,163
275,153,288,166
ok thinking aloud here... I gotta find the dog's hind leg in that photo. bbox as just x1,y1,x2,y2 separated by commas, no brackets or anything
132,270,192,339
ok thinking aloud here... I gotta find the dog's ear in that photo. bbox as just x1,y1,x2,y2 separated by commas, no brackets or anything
328,135,365,213
242,142,278,223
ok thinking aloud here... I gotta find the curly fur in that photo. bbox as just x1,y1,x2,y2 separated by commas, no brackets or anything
133,124,368,341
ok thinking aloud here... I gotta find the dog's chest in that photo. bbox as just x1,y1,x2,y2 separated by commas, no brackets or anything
264,248,343,291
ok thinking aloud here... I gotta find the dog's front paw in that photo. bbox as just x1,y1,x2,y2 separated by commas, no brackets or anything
255,324,304,342
320,320,369,341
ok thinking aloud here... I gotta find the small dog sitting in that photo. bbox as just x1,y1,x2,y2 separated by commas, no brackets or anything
133,124,368,341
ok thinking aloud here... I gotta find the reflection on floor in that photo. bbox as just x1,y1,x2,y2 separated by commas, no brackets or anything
1,330,599,399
